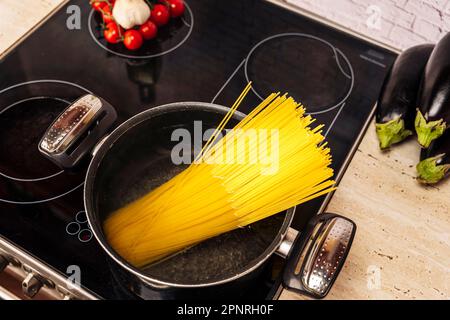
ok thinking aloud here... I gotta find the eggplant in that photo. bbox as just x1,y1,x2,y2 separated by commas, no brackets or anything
416,33,450,148
417,129,450,184
376,44,434,149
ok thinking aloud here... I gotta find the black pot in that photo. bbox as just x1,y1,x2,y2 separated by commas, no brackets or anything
39,94,356,299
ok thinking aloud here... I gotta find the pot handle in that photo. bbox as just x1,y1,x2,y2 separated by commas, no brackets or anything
38,94,117,168
283,212,356,299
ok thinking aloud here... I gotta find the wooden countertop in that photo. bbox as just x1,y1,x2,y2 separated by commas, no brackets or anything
1,0,449,300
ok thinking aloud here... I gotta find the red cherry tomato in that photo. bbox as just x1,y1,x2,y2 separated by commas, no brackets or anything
139,20,158,40
124,30,144,50
103,22,122,44
167,0,185,18
150,4,170,27
101,5,114,24
91,1,106,11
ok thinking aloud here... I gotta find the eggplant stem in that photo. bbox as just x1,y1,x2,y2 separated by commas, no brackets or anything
375,117,413,150
414,109,447,148
416,153,449,184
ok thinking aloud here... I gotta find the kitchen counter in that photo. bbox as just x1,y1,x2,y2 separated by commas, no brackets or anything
1,0,449,300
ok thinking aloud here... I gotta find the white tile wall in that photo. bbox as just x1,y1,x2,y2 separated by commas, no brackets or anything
282,0,450,50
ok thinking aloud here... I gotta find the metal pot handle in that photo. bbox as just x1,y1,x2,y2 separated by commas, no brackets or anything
38,94,117,168
282,213,356,299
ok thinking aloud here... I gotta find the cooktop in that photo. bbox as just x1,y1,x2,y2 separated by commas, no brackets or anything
0,0,396,299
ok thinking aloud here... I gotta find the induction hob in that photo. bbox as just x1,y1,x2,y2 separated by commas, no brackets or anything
0,0,397,299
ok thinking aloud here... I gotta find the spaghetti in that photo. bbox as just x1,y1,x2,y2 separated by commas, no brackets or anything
104,85,335,267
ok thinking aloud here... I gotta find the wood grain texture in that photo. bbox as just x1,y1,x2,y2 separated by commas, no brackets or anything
1,0,449,300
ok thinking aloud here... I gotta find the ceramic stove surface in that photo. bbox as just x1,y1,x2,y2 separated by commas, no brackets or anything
0,0,396,299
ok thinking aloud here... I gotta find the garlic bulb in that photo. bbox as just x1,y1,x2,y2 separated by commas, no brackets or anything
112,0,151,29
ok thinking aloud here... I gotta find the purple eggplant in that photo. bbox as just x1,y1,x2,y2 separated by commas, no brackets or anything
416,33,450,148
417,129,450,184
376,44,434,149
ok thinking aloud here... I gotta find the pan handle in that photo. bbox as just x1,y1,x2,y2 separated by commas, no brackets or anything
38,94,117,168
282,213,356,299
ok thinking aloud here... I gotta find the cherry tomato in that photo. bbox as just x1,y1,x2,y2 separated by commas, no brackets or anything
150,4,170,27
139,20,158,40
123,30,144,50
101,5,114,24
167,0,185,18
103,22,122,44
91,1,106,11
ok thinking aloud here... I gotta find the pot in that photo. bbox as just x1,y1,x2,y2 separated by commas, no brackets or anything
39,94,356,299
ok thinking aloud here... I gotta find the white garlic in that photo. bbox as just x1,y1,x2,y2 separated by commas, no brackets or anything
112,0,151,29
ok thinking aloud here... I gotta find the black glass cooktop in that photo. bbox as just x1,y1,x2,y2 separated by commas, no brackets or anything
0,0,396,299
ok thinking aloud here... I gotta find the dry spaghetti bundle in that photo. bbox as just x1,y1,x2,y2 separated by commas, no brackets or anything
104,85,336,268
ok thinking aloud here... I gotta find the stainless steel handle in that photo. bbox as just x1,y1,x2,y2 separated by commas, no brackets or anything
39,94,117,168
283,213,356,299
40,95,103,155
300,217,354,296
